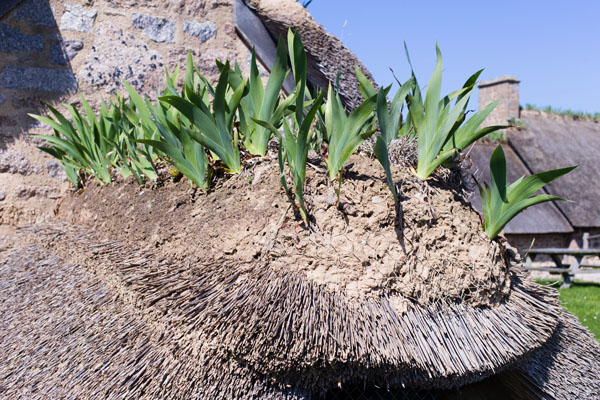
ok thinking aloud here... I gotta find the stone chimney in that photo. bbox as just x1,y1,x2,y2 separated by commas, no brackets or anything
478,76,520,127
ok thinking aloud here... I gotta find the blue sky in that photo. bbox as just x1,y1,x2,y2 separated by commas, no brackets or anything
308,1,599,113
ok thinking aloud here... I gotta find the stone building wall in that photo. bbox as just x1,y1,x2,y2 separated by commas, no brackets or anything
507,233,570,262
0,0,253,227
1,0,252,139
508,229,600,266
477,76,520,127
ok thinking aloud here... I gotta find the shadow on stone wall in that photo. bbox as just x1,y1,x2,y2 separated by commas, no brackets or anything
0,0,79,150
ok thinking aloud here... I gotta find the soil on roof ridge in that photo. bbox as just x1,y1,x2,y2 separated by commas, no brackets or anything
55,154,509,312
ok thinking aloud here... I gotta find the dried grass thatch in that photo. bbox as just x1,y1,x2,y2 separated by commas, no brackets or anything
1,223,578,398
508,311,600,399
0,232,307,399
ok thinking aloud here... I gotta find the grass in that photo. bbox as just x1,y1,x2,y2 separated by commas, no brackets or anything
535,278,600,341
507,117,526,129
524,103,600,120
478,130,506,143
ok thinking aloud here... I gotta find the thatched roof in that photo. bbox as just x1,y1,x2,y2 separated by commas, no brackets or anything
468,142,573,234
3,2,599,397
2,154,597,398
510,110,600,229
469,110,600,233
0,0,22,18
3,222,598,398
0,227,307,400
236,0,377,110
509,311,600,399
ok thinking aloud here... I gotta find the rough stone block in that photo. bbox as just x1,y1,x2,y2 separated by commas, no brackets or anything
46,160,67,181
132,13,175,43
104,0,207,16
16,185,57,199
184,20,216,42
11,95,44,109
0,65,78,93
51,38,84,65
9,0,55,26
0,149,41,175
60,4,97,32
79,23,163,95
0,190,6,201
0,116,17,127
0,23,44,53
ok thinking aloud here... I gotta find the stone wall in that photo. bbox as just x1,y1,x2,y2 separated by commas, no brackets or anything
507,233,570,262
1,0,251,140
0,0,253,226
507,228,600,265
477,76,520,127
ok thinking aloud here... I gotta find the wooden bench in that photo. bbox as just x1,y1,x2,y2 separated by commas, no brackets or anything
523,248,600,288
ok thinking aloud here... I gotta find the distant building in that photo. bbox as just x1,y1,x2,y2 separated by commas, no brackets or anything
470,77,600,252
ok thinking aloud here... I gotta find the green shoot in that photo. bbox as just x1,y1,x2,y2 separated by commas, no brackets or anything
408,45,504,180
256,89,324,225
254,30,324,225
125,75,209,188
237,38,290,156
324,82,377,201
370,78,415,200
477,145,576,239
160,61,245,174
110,92,159,183
31,99,113,185
356,64,416,200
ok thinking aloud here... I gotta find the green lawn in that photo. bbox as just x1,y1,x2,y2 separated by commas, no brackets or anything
535,279,600,341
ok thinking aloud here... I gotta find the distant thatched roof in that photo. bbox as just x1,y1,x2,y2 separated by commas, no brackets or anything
3,223,599,399
468,142,573,234
469,110,600,233
511,110,600,228
236,0,377,110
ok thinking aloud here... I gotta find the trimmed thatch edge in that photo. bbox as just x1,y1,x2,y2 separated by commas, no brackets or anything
508,311,600,399
0,234,308,400
18,224,563,394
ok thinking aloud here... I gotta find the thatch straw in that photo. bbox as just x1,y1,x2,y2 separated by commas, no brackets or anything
0,235,307,399
507,311,600,399
6,224,565,396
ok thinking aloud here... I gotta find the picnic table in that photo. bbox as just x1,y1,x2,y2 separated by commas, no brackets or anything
523,248,600,288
